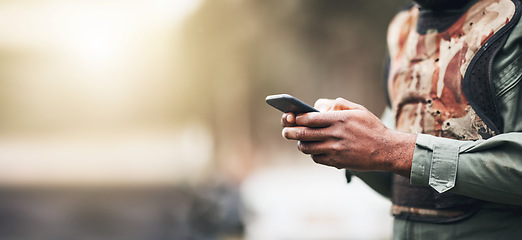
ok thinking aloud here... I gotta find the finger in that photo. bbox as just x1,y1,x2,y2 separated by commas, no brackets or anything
295,111,344,128
331,98,366,111
310,154,343,169
310,154,329,165
314,98,335,112
297,140,331,155
281,113,296,127
282,126,329,141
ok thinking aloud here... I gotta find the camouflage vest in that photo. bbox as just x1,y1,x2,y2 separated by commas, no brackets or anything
387,0,521,222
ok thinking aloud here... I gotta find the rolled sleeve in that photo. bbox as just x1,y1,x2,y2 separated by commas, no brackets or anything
409,133,522,205
410,134,433,186
411,134,466,193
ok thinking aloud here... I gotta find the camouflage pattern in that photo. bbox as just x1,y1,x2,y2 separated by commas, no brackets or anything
387,0,516,140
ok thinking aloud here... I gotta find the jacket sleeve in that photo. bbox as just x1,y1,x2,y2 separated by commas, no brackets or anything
410,132,522,205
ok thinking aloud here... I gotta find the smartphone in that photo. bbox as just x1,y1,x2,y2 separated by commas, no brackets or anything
265,94,319,114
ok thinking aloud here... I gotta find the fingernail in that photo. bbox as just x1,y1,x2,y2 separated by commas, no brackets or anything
286,114,294,123
282,128,288,138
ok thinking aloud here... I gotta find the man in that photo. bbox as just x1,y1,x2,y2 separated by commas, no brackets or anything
281,0,522,239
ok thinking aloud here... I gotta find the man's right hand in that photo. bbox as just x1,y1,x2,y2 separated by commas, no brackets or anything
280,97,416,177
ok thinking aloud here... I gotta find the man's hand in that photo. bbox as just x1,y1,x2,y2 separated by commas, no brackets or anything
281,98,416,177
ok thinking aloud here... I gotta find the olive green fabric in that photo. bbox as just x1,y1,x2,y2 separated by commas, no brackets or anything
393,205,522,240
412,132,522,205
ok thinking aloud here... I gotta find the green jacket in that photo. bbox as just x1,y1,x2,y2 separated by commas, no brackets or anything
354,0,522,239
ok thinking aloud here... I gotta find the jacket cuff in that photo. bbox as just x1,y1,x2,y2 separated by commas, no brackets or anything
410,134,460,193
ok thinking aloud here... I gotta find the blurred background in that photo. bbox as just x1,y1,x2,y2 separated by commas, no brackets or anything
0,0,409,239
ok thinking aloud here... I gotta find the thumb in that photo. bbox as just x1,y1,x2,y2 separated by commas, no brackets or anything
331,98,366,111
314,98,335,112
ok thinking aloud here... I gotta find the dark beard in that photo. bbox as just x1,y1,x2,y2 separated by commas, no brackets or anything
413,0,471,10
